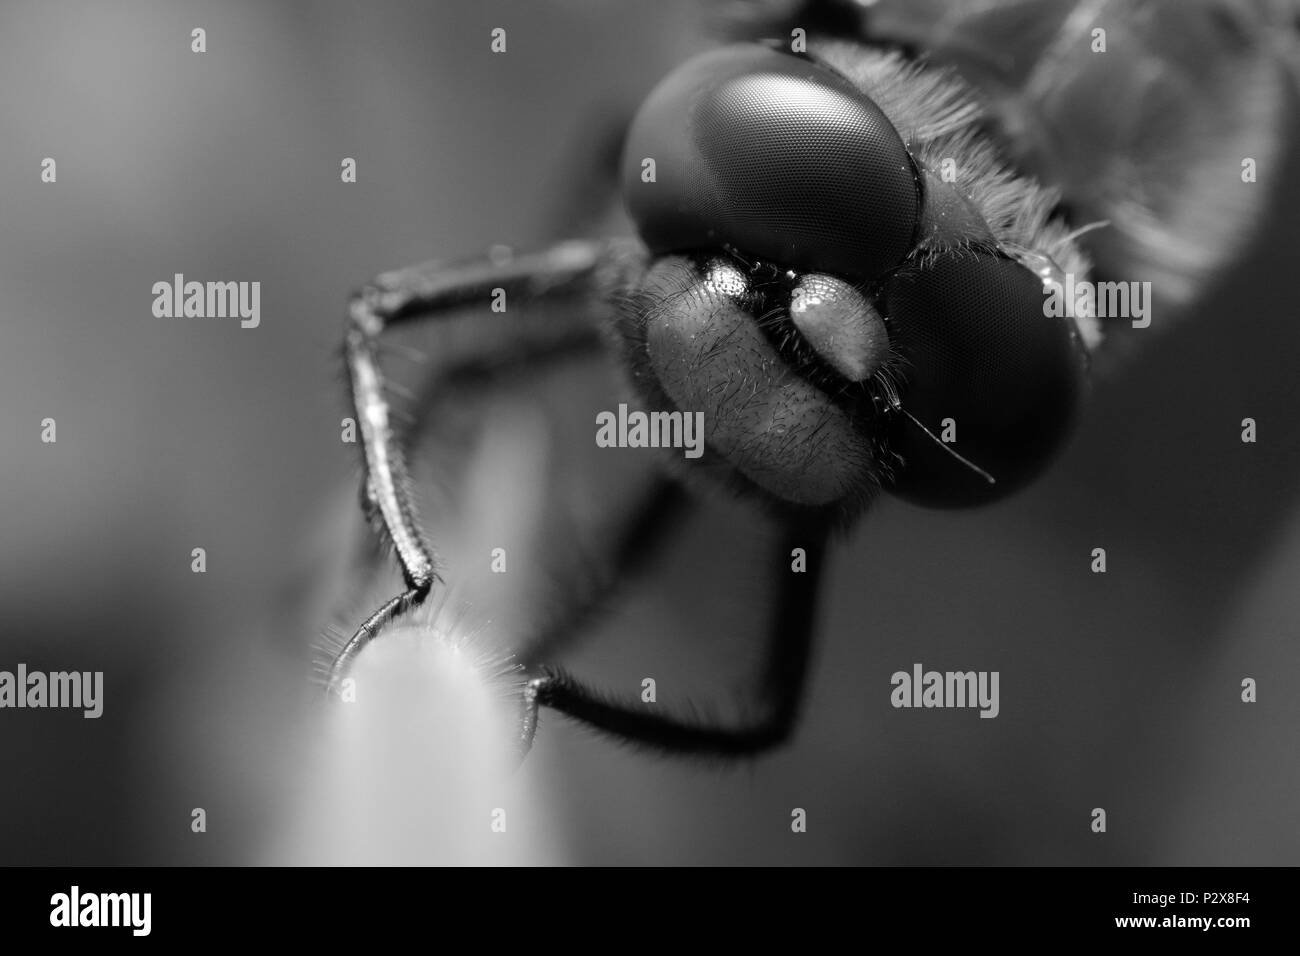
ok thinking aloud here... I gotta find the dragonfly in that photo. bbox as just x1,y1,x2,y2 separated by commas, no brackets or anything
320,0,1300,759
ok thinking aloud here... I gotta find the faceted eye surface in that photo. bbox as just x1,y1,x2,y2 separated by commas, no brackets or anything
882,252,1087,507
622,45,920,282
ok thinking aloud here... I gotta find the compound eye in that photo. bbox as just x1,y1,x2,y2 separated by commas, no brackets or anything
622,45,919,282
882,252,1087,507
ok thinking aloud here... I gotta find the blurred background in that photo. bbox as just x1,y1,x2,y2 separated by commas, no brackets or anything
0,0,1297,865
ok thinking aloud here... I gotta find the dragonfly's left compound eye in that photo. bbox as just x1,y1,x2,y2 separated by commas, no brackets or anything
882,252,1088,507
621,44,920,282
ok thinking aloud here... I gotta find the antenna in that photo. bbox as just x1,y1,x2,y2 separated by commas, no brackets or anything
898,407,996,485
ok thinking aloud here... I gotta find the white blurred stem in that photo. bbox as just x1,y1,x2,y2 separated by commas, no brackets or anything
269,406,561,865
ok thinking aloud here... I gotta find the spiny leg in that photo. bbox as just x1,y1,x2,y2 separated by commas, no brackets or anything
399,334,697,666
520,525,829,757
329,238,646,696
388,335,698,720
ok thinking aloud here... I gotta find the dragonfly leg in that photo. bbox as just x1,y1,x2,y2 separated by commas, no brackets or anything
329,239,647,694
519,526,828,758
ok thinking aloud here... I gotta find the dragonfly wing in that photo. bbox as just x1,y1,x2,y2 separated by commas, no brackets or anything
867,0,1300,316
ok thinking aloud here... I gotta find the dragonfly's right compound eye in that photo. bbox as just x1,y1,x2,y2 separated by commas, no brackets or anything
621,44,920,283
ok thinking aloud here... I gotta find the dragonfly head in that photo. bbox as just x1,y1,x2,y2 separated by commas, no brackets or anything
617,44,1088,517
